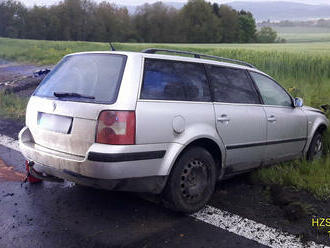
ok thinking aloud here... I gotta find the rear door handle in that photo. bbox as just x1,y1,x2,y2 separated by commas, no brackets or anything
267,115,276,123
217,115,230,123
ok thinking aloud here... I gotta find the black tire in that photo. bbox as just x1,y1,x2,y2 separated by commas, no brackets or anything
307,131,324,161
162,146,217,214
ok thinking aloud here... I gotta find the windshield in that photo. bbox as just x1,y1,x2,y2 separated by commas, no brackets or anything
34,54,127,104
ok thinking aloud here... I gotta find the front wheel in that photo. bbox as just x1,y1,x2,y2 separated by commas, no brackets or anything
162,146,217,214
307,131,324,161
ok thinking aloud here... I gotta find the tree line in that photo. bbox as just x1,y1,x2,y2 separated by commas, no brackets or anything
260,19,330,29
0,0,278,43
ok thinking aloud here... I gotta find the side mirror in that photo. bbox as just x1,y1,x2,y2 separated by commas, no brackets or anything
294,97,304,108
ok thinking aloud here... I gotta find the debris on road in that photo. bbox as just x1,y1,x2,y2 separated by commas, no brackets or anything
33,68,50,78
23,160,42,184
2,193,14,197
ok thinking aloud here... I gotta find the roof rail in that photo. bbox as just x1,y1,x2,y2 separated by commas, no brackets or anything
141,48,256,69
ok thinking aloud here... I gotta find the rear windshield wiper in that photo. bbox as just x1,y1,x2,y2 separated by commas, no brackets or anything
54,92,95,99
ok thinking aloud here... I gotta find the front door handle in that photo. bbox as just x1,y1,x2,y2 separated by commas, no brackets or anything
267,115,277,123
217,115,230,123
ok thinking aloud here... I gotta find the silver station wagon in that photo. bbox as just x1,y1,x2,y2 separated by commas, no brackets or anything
19,48,329,213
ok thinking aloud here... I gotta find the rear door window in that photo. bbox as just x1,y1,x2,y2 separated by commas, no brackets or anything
141,59,211,102
206,65,260,104
34,54,127,104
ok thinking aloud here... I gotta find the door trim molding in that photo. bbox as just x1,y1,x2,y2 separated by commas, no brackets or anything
226,137,307,150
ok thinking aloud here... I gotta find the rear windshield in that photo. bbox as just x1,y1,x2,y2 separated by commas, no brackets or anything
34,54,127,104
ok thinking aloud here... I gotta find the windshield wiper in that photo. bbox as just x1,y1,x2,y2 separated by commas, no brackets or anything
54,92,95,99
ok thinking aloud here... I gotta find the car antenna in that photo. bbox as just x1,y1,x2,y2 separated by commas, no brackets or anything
109,42,116,51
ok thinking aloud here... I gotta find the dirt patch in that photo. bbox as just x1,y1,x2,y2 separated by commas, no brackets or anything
0,60,50,97
0,158,25,182
2,77,41,97
14,85,38,98
210,174,330,246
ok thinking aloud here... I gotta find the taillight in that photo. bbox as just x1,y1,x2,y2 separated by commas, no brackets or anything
96,111,135,145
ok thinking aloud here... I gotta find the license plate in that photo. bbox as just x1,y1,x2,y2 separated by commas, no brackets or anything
37,112,73,134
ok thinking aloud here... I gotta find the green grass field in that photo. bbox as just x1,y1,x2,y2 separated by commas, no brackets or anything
272,26,330,43
0,92,27,120
1,37,329,107
0,37,329,199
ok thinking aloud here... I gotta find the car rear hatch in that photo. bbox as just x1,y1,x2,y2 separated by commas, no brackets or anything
26,53,127,157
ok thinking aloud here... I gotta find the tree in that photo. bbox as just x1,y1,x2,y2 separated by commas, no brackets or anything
92,2,131,42
24,6,51,40
215,4,239,43
256,26,277,43
0,0,264,44
133,2,180,43
238,10,257,43
0,0,27,38
180,0,222,43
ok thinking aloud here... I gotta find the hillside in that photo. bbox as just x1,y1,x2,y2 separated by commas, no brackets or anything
227,1,330,21
14,0,330,21
127,1,330,21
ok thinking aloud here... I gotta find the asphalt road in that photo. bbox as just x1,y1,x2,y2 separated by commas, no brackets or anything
1,117,329,248
0,144,266,248
1,59,330,248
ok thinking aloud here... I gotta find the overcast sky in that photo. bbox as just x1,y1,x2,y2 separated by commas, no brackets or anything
18,0,330,7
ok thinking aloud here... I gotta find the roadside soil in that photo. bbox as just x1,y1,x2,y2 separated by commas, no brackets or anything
1,61,330,246
0,59,49,97
211,176,330,246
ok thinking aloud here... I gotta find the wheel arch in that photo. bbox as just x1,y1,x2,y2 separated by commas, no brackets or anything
304,121,328,156
167,137,224,180
315,123,327,134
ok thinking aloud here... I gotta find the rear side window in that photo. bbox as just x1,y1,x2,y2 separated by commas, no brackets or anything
141,59,211,102
34,54,127,104
206,65,260,104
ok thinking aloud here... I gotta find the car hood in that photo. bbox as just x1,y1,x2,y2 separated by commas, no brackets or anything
302,106,325,115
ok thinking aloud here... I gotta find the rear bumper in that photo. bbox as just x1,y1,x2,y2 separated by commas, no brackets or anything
28,161,167,193
19,127,181,193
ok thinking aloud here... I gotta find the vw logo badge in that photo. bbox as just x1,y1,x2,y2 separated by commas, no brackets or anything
52,102,57,112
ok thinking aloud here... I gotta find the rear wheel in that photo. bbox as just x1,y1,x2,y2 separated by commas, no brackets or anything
162,146,217,213
307,131,324,161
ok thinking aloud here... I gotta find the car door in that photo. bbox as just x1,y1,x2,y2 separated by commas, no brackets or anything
206,65,267,172
249,71,308,163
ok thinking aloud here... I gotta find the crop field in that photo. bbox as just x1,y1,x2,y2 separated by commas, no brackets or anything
1,37,330,107
271,26,330,43
0,37,330,198
263,26,330,43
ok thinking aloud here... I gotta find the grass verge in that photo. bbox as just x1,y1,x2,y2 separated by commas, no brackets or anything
0,92,28,121
251,129,330,200
251,158,330,200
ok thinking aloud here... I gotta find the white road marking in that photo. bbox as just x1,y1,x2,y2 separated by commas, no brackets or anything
0,134,329,248
193,205,329,248
0,134,19,152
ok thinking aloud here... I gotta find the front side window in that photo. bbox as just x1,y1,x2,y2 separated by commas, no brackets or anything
206,65,260,104
250,72,292,107
141,59,211,102
34,54,127,104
